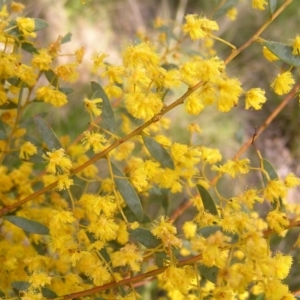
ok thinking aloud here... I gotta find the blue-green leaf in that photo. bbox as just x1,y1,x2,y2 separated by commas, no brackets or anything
21,42,38,54
260,158,278,187
11,281,30,291
263,41,300,67
58,87,73,95
142,135,174,169
198,264,219,283
91,81,115,133
196,185,218,215
4,216,49,235
130,228,161,248
111,163,143,220
41,287,58,298
61,32,72,44
33,18,48,31
44,70,58,87
268,0,277,15
0,101,18,109
33,115,62,150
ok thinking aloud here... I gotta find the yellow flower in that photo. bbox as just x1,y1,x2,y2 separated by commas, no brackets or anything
266,210,289,233
122,42,159,69
185,93,204,115
29,271,51,289
11,2,25,13
252,0,267,10
111,244,143,272
91,52,108,73
182,14,219,40
182,221,197,239
16,17,36,38
226,7,237,21
200,147,222,164
270,72,295,95
125,91,163,120
292,35,300,55
32,49,52,70
284,173,300,188
151,216,182,248
217,77,243,112
75,47,85,63
81,131,107,153
101,65,125,84
56,174,73,190
43,148,72,175
19,141,37,160
212,158,250,178
263,46,279,62
55,62,79,83
264,179,287,202
245,88,267,110
36,86,68,107
83,96,103,116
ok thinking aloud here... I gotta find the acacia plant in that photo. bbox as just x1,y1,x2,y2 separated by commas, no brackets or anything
1,0,300,299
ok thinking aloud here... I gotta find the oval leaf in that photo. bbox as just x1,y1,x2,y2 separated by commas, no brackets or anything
268,0,277,15
130,228,161,248
198,264,219,283
142,135,174,169
61,32,72,44
196,185,218,215
41,288,58,298
91,81,115,133
33,18,48,31
21,42,38,54
58,87,73,95
44,70,58,87
263,41,300,67
4,216,49,235
11,281,30,291
33,115,62,150
260,158,278,187
111,163,143,221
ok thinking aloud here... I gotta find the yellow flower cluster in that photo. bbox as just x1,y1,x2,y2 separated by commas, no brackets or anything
0,2,300,300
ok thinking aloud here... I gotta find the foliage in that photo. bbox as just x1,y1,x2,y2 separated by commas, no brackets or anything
0,0,300,299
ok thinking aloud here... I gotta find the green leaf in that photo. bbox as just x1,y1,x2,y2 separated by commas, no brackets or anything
33,18,48,31
21,42,38,54
155,252,167,268
58,87,73,95
111,163,143,221
198,264,219,283
7,77,21,86
268,0,277,15
44,70,58,87
91,81,115,133
130,228,161,248
263,41,300,67
0,130,6,139
196,185,218,215
11,281,30,291
0,101,18,109
122,207,151,223
142,135,174,169
41,287,58,298
260,158,278,187
61,32,72,44
33,115,62,150
4,216,49,235
213,0,238,18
